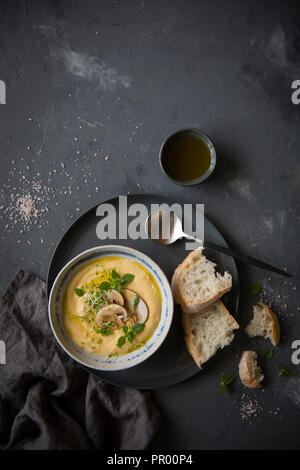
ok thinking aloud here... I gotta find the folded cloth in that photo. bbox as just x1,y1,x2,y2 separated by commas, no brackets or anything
0,270,160,450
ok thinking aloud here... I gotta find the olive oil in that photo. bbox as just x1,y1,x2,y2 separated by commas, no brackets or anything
163,133,212,182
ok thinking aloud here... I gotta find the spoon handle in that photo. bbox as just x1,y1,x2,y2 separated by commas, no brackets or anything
184,234,291,277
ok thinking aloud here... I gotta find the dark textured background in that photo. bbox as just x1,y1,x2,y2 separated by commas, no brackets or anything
0,0,300,449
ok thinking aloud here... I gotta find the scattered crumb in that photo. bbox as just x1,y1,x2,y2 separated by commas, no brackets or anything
259,277,299,320
268,407,281,416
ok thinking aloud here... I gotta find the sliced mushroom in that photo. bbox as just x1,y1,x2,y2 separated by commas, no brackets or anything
106,289,124,306
96,304,128,328
135,301,148,324
121,288,148,324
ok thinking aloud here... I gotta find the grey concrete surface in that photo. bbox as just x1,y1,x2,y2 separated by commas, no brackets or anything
0,0,299,449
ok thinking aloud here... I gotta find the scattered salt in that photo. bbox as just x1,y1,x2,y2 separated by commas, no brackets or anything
240,395,263,421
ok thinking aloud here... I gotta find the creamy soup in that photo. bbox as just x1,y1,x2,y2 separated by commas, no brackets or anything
63,256,162,356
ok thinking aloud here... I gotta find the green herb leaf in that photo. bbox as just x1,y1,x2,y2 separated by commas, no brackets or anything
133,323,144,334
115,319,144,348
264,349,274,360
97,338,101,344
131,294,140,308
127,332,135,343
222,373,236,385
220,373,236,394
111,269,121,280
100,327,112,336
74,288,85,297
117,336,126,347
250,282,261,294
277,365,297,376
121,273,135,284
100,282,111,291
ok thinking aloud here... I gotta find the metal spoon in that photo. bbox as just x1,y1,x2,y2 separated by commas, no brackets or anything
145,210,291,277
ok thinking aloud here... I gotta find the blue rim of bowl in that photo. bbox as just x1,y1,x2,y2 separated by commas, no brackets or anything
159,128,217,186
48,245,174,371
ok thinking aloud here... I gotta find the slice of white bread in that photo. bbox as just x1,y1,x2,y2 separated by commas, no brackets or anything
172,247,232,313
239,350,264,389
182,300,239,369
245,302,280,346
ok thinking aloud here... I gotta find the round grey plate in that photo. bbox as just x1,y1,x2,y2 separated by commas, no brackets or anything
47,194,239,389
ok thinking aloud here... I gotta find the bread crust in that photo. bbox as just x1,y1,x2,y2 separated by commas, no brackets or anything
258,302,280,346
171,247,204,307
182,300,239,369
239,350,263,388
171,247,232,313
181,312,202,368
171,264,181,304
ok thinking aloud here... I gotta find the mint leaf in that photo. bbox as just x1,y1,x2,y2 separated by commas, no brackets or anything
100,327,112,336
250,282,261,294
100,282,111,291
111,269,121,280
264,349,274,360
127,332,135,343
220,373,235,394
121,274,135,284
133,323,144,334
74,288,85,297
277,365,297,376
131,294,140,308
122,326,128,334
117,336,126,347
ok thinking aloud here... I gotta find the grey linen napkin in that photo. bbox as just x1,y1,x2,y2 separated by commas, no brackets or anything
0,270,160,450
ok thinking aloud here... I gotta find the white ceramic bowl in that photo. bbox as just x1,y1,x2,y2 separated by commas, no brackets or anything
48,245,174,371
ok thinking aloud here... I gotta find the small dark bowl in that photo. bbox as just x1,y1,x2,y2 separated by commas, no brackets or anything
159,128,216,186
